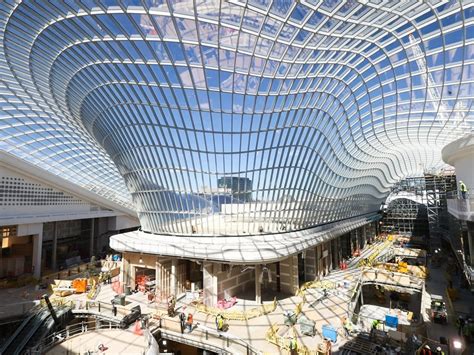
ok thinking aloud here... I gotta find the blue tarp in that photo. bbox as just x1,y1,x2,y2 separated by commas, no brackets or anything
385,314,399,328
322,324,337,342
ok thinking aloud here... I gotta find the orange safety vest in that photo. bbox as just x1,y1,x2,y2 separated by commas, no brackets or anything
187,314,193,325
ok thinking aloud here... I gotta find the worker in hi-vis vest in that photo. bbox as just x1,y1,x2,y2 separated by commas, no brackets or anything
459,180,468,199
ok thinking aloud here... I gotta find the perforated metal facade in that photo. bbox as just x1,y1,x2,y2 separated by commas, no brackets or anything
0,1,473,236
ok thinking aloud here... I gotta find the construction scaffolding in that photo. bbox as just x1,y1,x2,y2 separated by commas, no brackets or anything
381,177,428,237
381,198,428,237
424,172,457,249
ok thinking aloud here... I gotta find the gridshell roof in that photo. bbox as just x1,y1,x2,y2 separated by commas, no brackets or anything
0,0,472,235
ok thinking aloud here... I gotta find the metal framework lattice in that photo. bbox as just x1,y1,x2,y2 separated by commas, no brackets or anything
0,1,473,236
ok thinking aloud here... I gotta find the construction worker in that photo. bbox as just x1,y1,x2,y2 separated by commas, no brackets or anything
289,336,297,355
420,344,432,355
456,315,465,336
459,180,468,199
216,313,225,331
343,317,353,337
435,346,445,355
179,307,186,334
186,313,194,332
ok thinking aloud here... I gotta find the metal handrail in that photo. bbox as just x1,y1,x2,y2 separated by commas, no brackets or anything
157,316,261,354
26,320,123,354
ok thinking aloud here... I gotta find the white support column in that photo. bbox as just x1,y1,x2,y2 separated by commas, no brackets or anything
32,227,44,279
89,218,95,258
51,222,58,271
171,259,178,296
120,255,129,289
203,262,218,307
255,264,262,304
155,259,161,294
328,241,333,271
130,262,136,289
316,245,322,280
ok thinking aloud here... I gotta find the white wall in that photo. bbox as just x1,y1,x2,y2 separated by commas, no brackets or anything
0,166,95,217
108,215,140,231
442,134,474,191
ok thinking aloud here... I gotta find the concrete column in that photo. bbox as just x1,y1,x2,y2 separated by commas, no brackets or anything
332,239,338,269
120,256,128,285
171,259,178,296
255,264,262,304
279,256,298,294
327,241,332,271
51,222,58,271
32,228,44,279
305,248,317,281
155,259,161,292
130,261,136,288
89,218,95,257
316,245,322,280
361,226,367,249
324,244,329,275
203,262,218,307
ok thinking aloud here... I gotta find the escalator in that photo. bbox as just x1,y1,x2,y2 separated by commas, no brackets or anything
0,306,71,355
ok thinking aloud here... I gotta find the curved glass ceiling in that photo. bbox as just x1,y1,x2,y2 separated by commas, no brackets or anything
0,0,472,236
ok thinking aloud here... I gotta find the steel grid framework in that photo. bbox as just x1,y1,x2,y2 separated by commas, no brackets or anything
0,0,473,236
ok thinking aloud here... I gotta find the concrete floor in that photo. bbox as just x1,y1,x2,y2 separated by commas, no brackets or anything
423,254,473,354
3,239,474,354
46,329,147,354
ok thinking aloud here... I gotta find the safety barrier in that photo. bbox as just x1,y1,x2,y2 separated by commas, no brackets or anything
25,319,157,355
155,315,261,354
296,280,336,298
194,297,277,320
357,240,393,268
265,323,326,355
39,298,130,319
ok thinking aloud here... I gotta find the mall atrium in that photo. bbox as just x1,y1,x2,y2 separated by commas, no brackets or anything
0,0,473,354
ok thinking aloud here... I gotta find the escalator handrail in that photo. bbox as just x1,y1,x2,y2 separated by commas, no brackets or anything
0,312,37,354
9,309,52,355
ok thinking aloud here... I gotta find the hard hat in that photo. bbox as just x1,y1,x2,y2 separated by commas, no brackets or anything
425,345,430,349
437,347,442,351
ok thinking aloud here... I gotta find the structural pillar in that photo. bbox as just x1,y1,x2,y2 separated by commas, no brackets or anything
32,228,44,279
51,222,58,271
129,261,136,288
316,245,322,280
171,259,178,296
155,259,161,294
203,262,218,307
89,218,95,258
327,241,332,271
305,248,317,281
120,256,128,285
255,264,262,304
